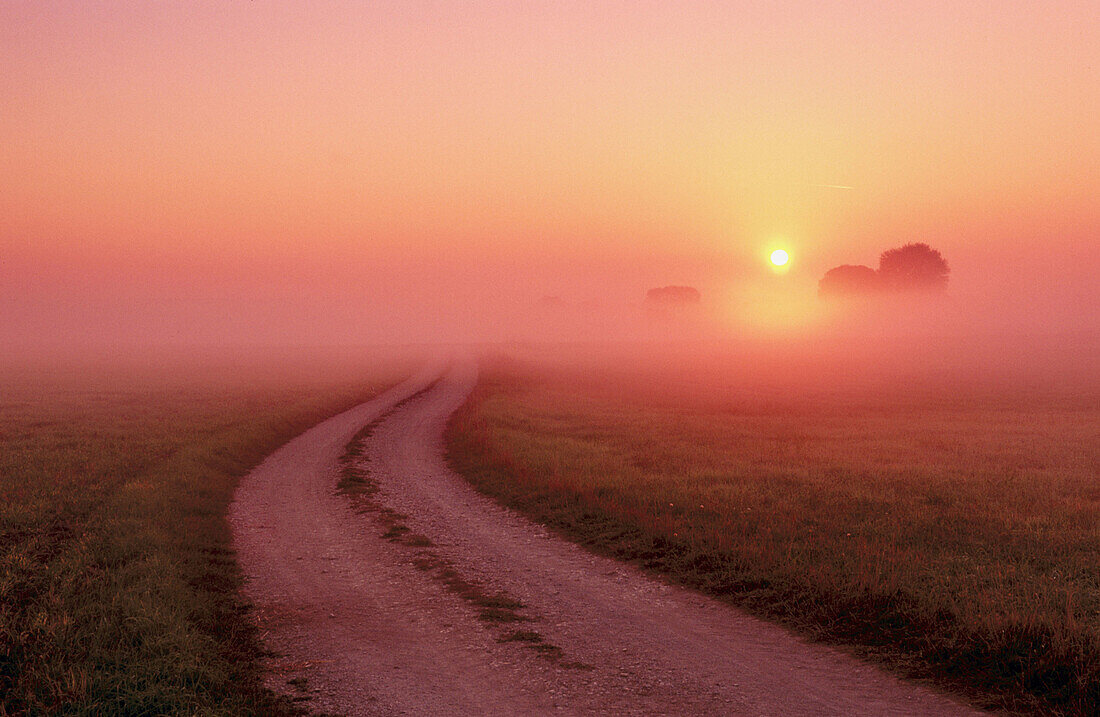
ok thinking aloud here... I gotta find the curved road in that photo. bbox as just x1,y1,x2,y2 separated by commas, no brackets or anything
230,357,983,716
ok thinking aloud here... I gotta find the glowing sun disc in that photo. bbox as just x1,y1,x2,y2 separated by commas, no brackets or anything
770,249,789,266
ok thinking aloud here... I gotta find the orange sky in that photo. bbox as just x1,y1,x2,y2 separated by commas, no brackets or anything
2,1,1098,345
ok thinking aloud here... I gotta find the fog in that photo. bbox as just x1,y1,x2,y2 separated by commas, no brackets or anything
3,1,1097,397
4,239,1097,403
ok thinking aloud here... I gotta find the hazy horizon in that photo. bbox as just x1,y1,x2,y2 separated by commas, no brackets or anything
3,2,1098,351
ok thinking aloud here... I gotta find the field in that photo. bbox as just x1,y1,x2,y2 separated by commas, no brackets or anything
0,352,408,715
447,352,1100,714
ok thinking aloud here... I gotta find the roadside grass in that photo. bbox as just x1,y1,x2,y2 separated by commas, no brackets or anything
0,355,408,715
446,360,1100,715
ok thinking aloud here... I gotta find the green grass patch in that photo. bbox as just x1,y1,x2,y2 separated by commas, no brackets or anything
446,360,1100,715
0,355,408,715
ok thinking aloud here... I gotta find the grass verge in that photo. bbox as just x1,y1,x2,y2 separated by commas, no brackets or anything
0,356,407,715
445,361,1100,715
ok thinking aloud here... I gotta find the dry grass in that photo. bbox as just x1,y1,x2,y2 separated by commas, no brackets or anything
0,354,408,715
447,358,1100,714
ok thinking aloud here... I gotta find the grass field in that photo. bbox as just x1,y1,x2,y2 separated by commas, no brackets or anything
0,352,407,715
447,355,1100,714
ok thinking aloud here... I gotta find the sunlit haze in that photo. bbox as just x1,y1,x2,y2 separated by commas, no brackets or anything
4,7,1100,712
2,1,1097,350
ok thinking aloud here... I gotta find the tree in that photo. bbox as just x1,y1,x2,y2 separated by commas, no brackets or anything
818,265,880,299
877,243,949,292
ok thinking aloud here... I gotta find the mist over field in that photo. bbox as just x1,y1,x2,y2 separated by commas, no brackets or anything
4,241,1098,346
3,2,1098,367
5,258,1096,404
4,221,1097,400
2,3,1098,714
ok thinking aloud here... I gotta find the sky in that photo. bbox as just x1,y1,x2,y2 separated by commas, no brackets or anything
2,1,1098,346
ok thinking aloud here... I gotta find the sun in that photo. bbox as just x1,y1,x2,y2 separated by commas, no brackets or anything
770,249,789,267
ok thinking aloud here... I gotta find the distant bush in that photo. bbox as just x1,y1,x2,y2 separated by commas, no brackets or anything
818,264,880,299
819,243,949,300
645,286,701,306
877,242,949,293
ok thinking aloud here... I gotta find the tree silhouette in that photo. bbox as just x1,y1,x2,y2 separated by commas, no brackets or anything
818,265,880,299
877,243,949,292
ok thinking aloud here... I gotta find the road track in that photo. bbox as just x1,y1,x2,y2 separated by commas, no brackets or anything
230,356,982,715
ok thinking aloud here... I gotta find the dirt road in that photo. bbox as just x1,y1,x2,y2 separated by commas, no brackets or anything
230,356,983,715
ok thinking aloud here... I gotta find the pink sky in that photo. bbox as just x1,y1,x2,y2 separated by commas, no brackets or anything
2,1,1098,345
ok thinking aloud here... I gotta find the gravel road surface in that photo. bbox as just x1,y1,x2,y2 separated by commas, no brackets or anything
230,356,983,716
